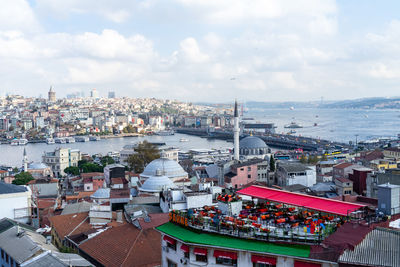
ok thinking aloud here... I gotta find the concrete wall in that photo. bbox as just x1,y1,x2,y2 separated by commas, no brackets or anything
0,189,31,224
186,194,212,210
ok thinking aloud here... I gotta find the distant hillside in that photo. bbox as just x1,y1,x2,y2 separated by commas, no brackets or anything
198,97,400,109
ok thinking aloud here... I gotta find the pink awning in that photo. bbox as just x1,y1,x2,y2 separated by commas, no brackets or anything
237,185,365,216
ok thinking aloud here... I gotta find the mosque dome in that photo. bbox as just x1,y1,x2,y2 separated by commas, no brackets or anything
140,171,176,192
239,136,269,157
28,162,49,170
140,158,187,180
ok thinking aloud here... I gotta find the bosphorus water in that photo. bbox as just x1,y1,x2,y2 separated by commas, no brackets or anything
248,108,400,143
1,108,399,167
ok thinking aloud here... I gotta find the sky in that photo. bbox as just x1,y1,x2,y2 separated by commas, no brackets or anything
0,0,400,102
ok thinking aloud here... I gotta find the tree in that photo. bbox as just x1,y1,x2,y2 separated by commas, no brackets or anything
64,166,80,176
126,141,160,173
12,172,34,185
101,156,115,166
269,156,276,172
321,154,328,161
80,163,103,173
299,154,307,164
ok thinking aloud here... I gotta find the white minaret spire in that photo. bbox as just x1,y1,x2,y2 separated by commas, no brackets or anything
23,148,28,172
233,100,240,161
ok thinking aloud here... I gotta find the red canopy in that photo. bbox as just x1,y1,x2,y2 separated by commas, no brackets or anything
213,250,237,260
194,248,207,255
251,255,277,265
163,235,176,245
180,244,189,253
237,185,365,216
294,260,321,267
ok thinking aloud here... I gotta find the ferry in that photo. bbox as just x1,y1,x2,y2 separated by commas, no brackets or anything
284,122,303,129
75,136,89,142
155,130,175,136
89,135,101,141
10,138,28,146
65,137,75,143
54,138,66,144
179,138,189,142
46,138,55,144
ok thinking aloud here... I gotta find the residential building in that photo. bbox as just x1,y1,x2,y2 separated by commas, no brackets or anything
28,178,59,198
276,162,316,187
348,167,373,195
224,159,262,189
0,218,91,267
42,148,81,177
335,177,353,195
332,163,357,179
0,182,32,224
383,147,400,160
366,168,400,198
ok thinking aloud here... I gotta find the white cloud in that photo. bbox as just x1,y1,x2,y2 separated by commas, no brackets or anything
0,0,41,32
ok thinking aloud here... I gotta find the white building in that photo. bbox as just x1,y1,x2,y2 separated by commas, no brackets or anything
140,157,188,182
0,182,32,224
42,148,81,177
159,231,336,267
276,162,317,187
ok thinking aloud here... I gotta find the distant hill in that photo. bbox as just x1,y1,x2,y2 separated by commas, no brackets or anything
198,97,400,109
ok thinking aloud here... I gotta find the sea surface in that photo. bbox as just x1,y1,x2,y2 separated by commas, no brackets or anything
1,108,399,167
247,108,400,143
0,133,232,167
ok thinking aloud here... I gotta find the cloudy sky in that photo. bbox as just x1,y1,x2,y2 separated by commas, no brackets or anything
1,0,399,102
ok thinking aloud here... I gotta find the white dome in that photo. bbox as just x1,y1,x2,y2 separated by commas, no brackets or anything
28,162,49,170
140,173,176,192
141,158,187,180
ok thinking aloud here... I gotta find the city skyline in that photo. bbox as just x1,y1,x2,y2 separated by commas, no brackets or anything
1,1,400,102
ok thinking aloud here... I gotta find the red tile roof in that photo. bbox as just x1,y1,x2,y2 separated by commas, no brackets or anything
79,223,162,267
50,212,90,239
333,163,354,169
336,177,352,183
81,172,104,178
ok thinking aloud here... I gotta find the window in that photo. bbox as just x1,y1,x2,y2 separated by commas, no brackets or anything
248,167,251,171
216,257,237,266
248,174,251,179
195,254,207,262
167,241,176,251
1,249,3,259
254,264,276,267
167,259,177,267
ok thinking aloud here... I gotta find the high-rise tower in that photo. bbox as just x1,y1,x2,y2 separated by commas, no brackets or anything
48,86,56,102
233,100,240,161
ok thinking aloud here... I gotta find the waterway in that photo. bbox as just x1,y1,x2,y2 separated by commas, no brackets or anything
248,108,400,143
1,108,400,167
0,133,231,167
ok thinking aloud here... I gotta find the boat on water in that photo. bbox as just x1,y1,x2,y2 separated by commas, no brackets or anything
155,130,175,136
11,138,28,146
89,135,101,141
287,130,296,134
242,117,254,121
55,137,66,144
284,122,303,129
314,123,318,127
75,136,89,142
65,137,75,143
46,138,55,144
179,138,189,142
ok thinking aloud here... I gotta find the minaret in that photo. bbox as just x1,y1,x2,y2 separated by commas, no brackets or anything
23,148,28,172
233,100,240,161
